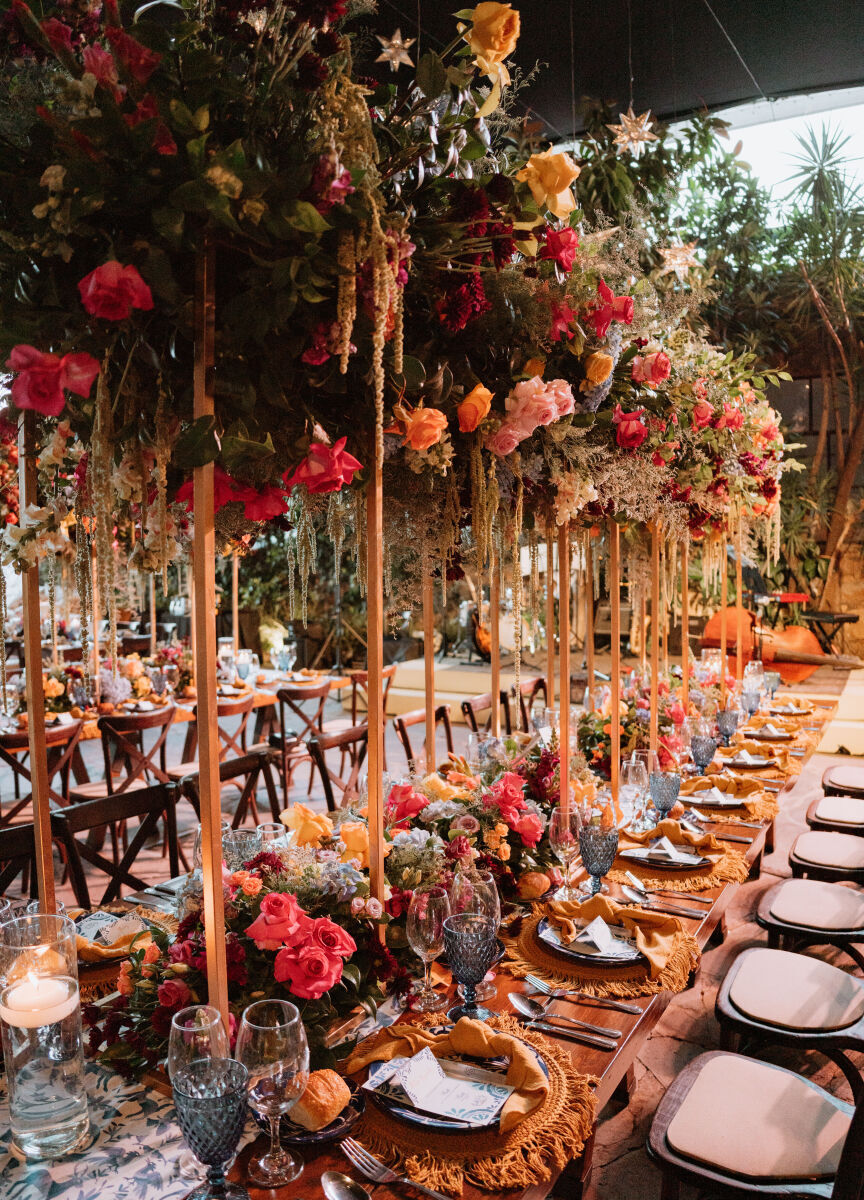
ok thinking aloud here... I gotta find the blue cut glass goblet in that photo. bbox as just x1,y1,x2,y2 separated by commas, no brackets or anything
765,671,781,700
690,734,718,776
578,825,620,896
741,690,761,719
443,913,498,1023
716,709,739,747
649,771,681,819
172,1058,251,1200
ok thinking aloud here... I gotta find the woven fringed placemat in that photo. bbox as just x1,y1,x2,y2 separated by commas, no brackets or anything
501,910,699,999
606,845,749,893
682,781,778,824
348,1014,596,1196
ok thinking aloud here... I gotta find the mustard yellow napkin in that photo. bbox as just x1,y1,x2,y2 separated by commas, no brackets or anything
680,774,761,799
545,894,683,981
618,817,724,859
341,1016,548,1132
68,907,154,963
719,739,791,775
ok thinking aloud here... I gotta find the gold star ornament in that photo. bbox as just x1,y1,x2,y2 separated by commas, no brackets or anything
606,106,659,158
375,28,416,72
657,240,700,282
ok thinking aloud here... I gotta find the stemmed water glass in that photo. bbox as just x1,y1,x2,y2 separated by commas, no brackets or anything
235,649,252,682
764,670,782,701
577,799,620,896
235,1000,309,1187
548,805,583,900
622,754,652,831
716,705,740,747
172,1059,250,1200
193,820,231,871
649,769,681,821
168,1006,232,1186
256,822,285,848
449,869,501,1001
688,717,718,776
443,912,498,1023
406,886,450,1012
741,688,761,722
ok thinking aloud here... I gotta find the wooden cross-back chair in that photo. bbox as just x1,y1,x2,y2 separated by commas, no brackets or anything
335,665,398,768
169,691,257,781
69,706,175,802
0,719,83,826
268,682,331,798
180,749,281,829
513,677,548,733
393,705,454,775
0,821,38,899
51,782,180,908
460,691,512,737
307,725,369,813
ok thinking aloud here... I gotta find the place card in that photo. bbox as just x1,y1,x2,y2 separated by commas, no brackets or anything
365,1048,513,1125
74,910,148,946
653,836,689,861
760,722,786,737
575,915,615,953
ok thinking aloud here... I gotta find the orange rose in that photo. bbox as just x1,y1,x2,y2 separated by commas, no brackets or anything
523,357,545,378
242,876,263,896
457,384,493,432
117,961,134,996
517,150,580,219
403,406,447,451
465,2,520,83
581,351,613,389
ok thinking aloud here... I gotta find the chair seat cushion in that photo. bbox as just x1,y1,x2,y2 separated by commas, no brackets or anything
823,764,864,794
68,778,147,800
793,830,864,869
769,878,864,930
666,1054,850,1179
815,795,864,825
729,948,864,1031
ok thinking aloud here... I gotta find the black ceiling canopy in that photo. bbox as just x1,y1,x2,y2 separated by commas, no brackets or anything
368,0,864,140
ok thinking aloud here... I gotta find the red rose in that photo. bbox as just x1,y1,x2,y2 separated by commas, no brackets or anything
123,94,158,128
590,279,634,338
631,351,671,387
176,466,252,514
386,783,429,825
445,835,472,862
153,122,177,156
156,979,190,1009
310,917,356,958
40,17,73,55
6,345,100,416
612,404,648,450
540,227,579,272
691,399,713,429
274,943,343,1000
241,485,288,523
105,26,161,83
82,44,120,89
283,437,362,495
549,299,576,341
245,892,311,951
78,261,153,321
512,811,544,846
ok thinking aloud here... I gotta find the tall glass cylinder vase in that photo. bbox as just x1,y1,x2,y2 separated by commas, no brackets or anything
0,914,89,1159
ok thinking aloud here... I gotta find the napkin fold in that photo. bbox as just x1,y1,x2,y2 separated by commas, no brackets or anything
681,774,762,798
69,907,155,962
341,1016,548,1132
545,895,684,980
618,817,723,858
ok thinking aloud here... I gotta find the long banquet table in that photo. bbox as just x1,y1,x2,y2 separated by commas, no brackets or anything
0,699,837,1200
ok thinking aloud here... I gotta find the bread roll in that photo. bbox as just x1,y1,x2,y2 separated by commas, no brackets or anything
291,1069,351,1131
517,871,551,900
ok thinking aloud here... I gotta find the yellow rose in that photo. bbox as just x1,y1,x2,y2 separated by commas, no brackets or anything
516,150,580,219
43,676,65,699
422,774,461,802
457,384,493,433
134,675,152,697
465,2,520,84
280,802,333,846
582,352,614,389
339,821,370,868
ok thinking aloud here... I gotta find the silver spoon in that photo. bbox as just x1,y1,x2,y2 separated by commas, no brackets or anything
509,992,622,1038
322,1173,372,1200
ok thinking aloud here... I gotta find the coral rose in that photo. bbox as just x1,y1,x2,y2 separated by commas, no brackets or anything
283,437,361,494
485,423,523,457
512,811,544,846
402,407,447,452
245,892,311,951
339,821,370,868
117,961,134,996
691,399,713,429
386,783,430,826
612,405,648,450
517,150,580,219
457,384,493,433
310,917,356,958
274,943,343,1000
465,2,520,83
280,801,333,846
631,351,671,387
583,351,614,387
7,344,100,417
156,978,190,1009
78,261,154,321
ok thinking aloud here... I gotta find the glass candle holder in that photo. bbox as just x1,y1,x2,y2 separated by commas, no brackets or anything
0,914,89,1160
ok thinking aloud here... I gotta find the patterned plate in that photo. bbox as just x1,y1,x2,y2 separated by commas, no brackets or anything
253,1078,365,1146
537,915,643,965
618,843,711,871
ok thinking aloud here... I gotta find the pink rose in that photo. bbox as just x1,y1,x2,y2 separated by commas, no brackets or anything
6,345,100,416
274,944,342,1000
540,227,579,272
310,917,356,958
156,978,190,1009
506,376,559,435
492,772,527,809
445,835,473,862
386,783,430,825
512,811,544,846
631,351,671,387
451,814,481,834
245,892,311,951
612,404,648,450
78,261,154,321
544,378,576,418
691,399,713,429
485,423,524,457
720,403,744,431
168,939,195,965
284,437,362,494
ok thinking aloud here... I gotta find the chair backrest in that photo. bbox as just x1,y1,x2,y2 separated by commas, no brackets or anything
0,719,83,817
307,725,369,812
275,684,331,743
348,664,398,724
393,704,454,773
97,705,175,793
181,749,281,827
833,1084,864,1200
120,634,152,656
51,781,180,907
514,677,547,733
189,691,257,762
0,821,37,897
61,645,84,663
460,691,512,736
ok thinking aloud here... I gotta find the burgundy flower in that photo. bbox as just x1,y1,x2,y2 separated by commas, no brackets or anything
105,26,161,83
296,50,328,90
435,272,491,333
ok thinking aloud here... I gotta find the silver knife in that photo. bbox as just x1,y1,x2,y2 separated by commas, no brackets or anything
715,833,754,844
642,901,708,919
519,1018,617,1051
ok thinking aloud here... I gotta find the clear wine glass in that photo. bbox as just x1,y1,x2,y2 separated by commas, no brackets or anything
548,805,583,900
168,1005,231,1184
193,820,231,871
235,1000,309,1187
222,829,261,871
406,885,450,1012
449,869,501,1002
622,757,652,831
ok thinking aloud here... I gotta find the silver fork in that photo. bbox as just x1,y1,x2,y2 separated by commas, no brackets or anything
341,1137,452,1200
525,973,641,1015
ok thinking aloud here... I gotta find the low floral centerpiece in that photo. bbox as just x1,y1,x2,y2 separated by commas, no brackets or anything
577,680,686,777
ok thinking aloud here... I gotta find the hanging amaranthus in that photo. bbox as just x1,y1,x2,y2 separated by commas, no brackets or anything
326,491,348,594
0,565,7,714
512,476,524,692
352,489,367,598
528,527,540,653
91,364,118,672
295,494,317,627
74,522,92,699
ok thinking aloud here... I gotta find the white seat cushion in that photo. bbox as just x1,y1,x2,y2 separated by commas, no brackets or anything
68,778,147,800
770,879,864,930
816,795,864,825
793,831,864,869
666,1054,850,1179
825,764,864,792
729,948,864,1031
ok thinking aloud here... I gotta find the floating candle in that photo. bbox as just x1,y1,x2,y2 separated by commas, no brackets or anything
0,974,78,1028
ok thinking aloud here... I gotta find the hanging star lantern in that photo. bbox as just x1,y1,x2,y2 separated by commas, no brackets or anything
657,240,700,283
606,106,659,158
375,28,416,72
